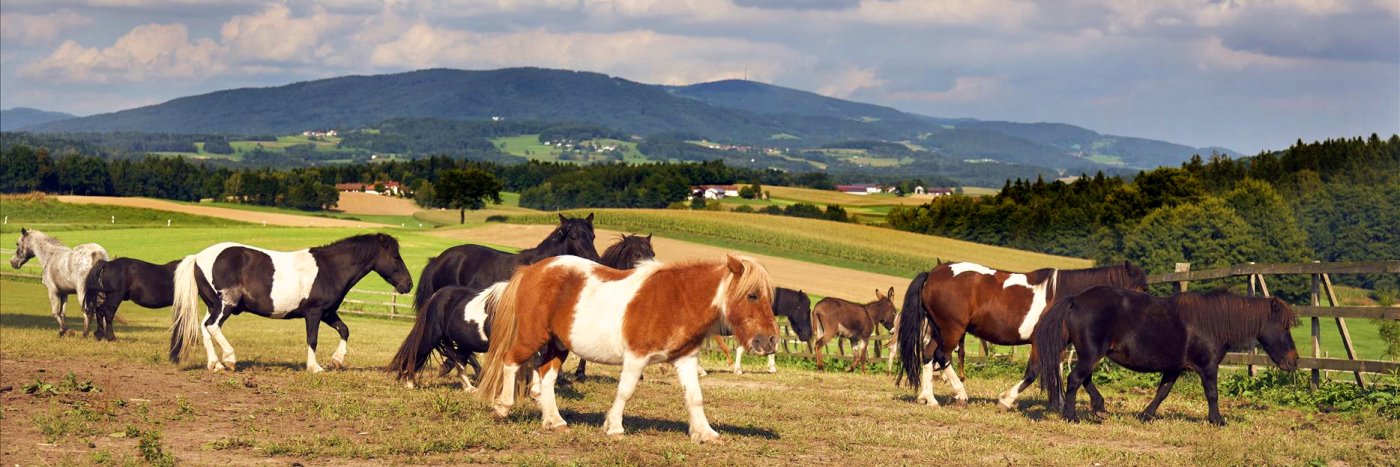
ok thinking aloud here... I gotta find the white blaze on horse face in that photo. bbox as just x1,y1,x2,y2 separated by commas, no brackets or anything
462,282,505,342
556,256,653,365
1004,271,1052,340
948,262,997,277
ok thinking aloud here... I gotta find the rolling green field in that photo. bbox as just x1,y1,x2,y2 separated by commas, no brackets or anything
493,134,647,163
506,209,1093,277
149,135,356,161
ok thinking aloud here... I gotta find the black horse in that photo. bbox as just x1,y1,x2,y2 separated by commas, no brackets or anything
711,287,814,374
413,213,600,312
390,233,655,390
169,234,414,372
82,258,179,340
1034,287,1300,425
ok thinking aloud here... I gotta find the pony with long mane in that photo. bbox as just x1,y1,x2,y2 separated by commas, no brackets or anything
169,234,412,372
709,287,813,374
476,254,779,443
896,261,1147,408
389,234,656,390
413,213,599,312
83,257,180,340
812,288,897,372
9,228,109,337
1034,287,1299,425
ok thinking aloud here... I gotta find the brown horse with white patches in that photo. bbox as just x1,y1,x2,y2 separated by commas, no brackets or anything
476,254,778,443
811,287,898,372
896,261,1146,408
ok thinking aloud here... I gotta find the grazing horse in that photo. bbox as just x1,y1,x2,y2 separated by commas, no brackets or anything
896,262,1147,408
413,213,600,312
168,234,413,372
711,287,814,374
1035,287,1299,425
82,258,180,341
390,234,656,390
812,288,898,372
476,255,779,443
9,228,109,337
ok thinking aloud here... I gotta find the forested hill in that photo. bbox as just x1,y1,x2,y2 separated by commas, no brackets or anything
1,108,75,131
888,134,1400,290
26,67,1227,170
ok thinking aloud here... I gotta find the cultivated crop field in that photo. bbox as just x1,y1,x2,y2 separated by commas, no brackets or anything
507,209,1092,277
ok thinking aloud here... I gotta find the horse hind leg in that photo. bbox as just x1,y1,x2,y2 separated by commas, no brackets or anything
50,291,69,337
200,312,226,371
603,356,648,436
998,348,1040,411
940,362,969,407
209,303,238,371
535,348,569,431
673,354,720,443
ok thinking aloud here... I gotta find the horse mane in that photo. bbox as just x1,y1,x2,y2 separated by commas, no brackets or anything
23,229,62,247
312,233,392,263
517,218,586,262
1170,290,1296,347
1054,263,1142,296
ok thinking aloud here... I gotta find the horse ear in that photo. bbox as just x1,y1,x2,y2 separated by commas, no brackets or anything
558,213,568,223
888,286,896,299
875,288,883,299
585,213,595,222
19,228,27,236
646,233,652,240
725,254,745,275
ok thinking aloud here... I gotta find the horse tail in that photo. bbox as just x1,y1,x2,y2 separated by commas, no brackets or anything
83,259,109,314
388,290,449,382
475,276,525,402
1034,296,1076,410
168,255,203,363
413,257,442,313
897,271,936,387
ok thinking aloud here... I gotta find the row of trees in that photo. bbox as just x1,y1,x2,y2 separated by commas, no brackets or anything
888,134,1400,289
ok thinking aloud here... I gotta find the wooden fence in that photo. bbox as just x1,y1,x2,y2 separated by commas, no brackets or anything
1148,260,1400,388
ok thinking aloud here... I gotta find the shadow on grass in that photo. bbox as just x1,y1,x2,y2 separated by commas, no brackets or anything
0,312,164,335
552,410,781,440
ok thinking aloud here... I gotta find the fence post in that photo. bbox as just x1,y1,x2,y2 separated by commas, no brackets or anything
1321,273,1364,387
1310,267,1321,390
1174,263,1191,292
1247,270,1257,377
390,293,397,317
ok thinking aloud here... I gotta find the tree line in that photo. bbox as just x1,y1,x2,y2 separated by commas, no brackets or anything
888,134,1400,291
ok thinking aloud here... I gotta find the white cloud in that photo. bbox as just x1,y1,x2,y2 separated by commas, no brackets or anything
0,9,93,45
1192,36,1307,71
19,23,225,83
220,3,339,63
888,76,1004,102
817,66,884,98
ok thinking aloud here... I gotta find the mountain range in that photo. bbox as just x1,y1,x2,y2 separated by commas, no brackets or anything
15,67,1236,170
1,107,76,131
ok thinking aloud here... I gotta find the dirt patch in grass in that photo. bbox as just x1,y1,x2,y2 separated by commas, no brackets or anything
334,192,421,216
55,196,389,228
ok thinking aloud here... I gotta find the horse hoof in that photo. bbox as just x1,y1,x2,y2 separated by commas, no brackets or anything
404,381,416,389
766,367,777,374
308,366,325,374
954,399,969,408
543,422,569,432
492,406,512,421
733,369,743,375
997,401,1015,412
462,386,477,394
690,430,722,444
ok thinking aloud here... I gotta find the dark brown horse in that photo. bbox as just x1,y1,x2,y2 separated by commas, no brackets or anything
812,287,897,372
896,261,1146,408
1034,287,1299,425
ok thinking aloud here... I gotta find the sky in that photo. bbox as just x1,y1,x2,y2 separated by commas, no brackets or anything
1,0,1396,153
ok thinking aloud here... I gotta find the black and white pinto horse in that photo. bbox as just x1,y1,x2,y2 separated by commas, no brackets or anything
9,228,109,337
169,234,413,372
389,233,655,391
413,213,601,312
82,257,180,341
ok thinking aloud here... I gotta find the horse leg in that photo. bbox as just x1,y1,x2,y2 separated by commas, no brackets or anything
940,362,969,407
574,358,588,382
998,356,1038,411
673,353,720,443
304,312,325,373
1200,367,1226,426
77,282,94,339
956,335,966,381
732,345,745,374
200,312,225,371
602,355,648,436
208,306,237,370
813,332,832,371
1061,355,1097,422
1084,380,1107,414
323,312,351,369
915,339,940,406
491,363,521,419
767,353,777,374
713,335,732,368
849,338,868,373
456,360,477,393
536,348,569,431
1138,370,1181,422
50,291,68,337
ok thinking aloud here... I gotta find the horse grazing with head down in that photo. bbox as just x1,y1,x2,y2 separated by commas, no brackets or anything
812,287,898,372
896,261,1147,409
1034,287,1299,425
168,234,413,372
413,213,599,312
10,228,109,337
389,233,656,391
83,257,180,340
710,287,813,374
476,254,779,443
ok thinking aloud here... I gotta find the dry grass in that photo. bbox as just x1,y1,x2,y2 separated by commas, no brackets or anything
1,278,1392,465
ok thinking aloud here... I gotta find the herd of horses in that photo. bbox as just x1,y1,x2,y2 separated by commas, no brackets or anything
8,215,1301,442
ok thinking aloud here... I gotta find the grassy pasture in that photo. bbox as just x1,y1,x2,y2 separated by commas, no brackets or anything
493,134,647,163
506,209,1093,276
2,279,1395,465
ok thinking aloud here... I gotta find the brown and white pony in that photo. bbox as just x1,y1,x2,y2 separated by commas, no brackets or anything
811,287,898,372
476,254,778,443
896,261,1146,408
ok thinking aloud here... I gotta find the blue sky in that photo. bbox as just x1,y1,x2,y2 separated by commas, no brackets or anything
1,0,1396,153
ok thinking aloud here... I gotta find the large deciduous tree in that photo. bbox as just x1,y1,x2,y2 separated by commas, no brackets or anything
433,168,503,224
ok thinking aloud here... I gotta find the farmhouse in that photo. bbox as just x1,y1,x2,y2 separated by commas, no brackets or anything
835,183,884,195
302,129,338,138
692,184,740,199
336,181,403,196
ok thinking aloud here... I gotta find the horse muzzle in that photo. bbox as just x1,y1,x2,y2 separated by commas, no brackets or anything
748,335,778,356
